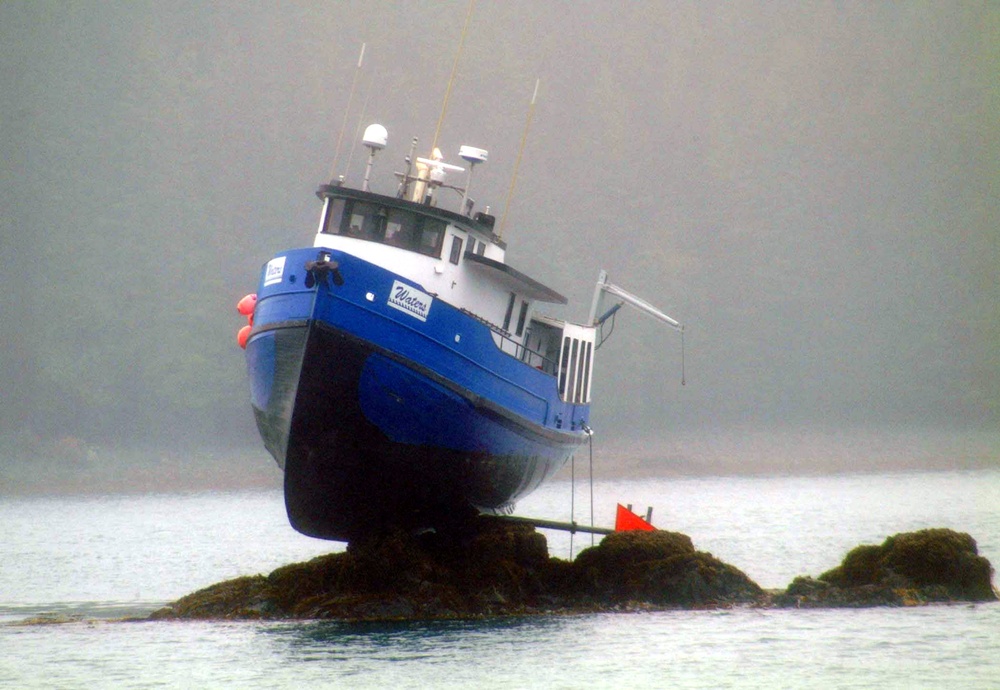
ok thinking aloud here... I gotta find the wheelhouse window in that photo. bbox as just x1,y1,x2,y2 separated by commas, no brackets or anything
384,209,417,247
515,300,529,336
345,202,384,241
320,198,347,235
415,219,445,257
502,292,516,332
322,198,446,258
449,235,464,265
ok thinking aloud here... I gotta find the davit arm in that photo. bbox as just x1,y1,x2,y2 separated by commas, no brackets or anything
587,269,685,385
587,269,683,331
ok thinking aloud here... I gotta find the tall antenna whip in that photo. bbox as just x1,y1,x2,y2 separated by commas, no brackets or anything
328,42,366,181
430,0,475,152
344,69,378,178
498,77,539,239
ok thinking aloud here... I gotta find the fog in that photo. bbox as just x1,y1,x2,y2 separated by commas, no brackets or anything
2,2,997,488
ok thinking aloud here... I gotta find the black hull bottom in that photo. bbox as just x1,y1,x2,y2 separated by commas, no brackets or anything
252,322,578,542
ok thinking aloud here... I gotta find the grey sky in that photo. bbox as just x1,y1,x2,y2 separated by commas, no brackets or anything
1,1,996,454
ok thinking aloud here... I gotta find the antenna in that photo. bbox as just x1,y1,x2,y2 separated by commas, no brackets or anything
328,42,366,182
397,137,419,198
498,77,539,239
430,0,476,152
344,68,378,181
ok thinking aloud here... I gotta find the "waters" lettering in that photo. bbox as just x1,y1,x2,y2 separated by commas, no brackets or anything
387,280,432,322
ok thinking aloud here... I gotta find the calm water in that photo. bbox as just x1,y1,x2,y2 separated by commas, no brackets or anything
2,469,999,689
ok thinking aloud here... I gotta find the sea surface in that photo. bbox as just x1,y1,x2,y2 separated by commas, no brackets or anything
2,468,999,689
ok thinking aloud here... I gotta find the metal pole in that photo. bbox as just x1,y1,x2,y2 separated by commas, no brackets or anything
362,148,376,192
587,269,608,325
499,515,615,536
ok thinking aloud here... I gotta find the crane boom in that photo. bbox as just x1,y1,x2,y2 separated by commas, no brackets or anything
587,269,682,331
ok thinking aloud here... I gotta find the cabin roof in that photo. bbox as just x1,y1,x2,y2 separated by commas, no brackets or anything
463,252,567,304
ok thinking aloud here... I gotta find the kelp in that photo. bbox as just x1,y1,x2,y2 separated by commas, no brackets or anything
150,522,997,621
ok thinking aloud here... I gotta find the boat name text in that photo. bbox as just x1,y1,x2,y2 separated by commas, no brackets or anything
388,280,432,322
264,256,286,287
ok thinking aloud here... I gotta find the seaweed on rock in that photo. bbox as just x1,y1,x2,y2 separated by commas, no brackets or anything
776,528,998,607
150,519,762,621
149,524,997,621
571,530,763,606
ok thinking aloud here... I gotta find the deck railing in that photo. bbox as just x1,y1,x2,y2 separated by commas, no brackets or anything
461,308,558,375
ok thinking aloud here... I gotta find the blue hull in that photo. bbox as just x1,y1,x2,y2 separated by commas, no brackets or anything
246,247,589,540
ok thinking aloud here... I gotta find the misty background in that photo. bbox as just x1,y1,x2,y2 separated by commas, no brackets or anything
2,1,997,491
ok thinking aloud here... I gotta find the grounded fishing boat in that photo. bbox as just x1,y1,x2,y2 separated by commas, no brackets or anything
238,125,682,542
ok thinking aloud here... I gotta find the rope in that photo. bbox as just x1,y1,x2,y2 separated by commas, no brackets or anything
569,452,575,559
681,326,686,386
588,431,595,547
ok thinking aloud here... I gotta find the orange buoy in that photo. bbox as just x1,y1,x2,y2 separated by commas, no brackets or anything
237,293,257,316
247,312,254,327
237,324,252,349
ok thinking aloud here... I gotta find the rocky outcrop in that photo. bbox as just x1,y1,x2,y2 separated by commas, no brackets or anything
773,528,998,607
149,523,996,621
571,530,763,607
150,518,761,621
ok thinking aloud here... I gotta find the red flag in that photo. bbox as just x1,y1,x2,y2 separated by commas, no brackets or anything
615,504,655,532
